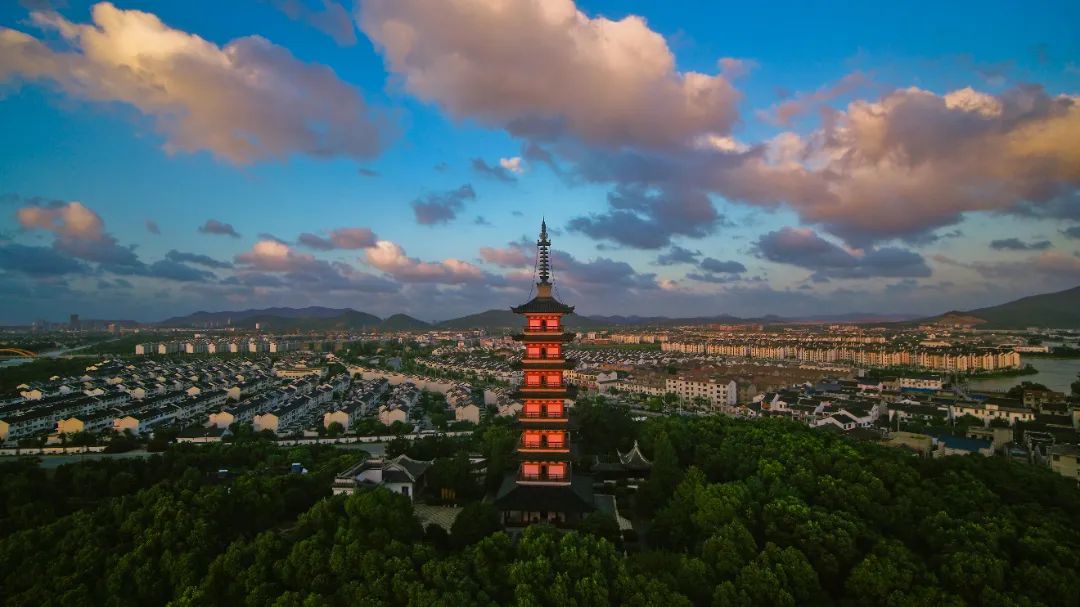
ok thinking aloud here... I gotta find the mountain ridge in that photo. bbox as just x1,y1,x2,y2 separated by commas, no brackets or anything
919,284,1080,329
153,285,1080,330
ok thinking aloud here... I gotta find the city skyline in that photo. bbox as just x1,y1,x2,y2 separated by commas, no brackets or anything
2,0,1080,324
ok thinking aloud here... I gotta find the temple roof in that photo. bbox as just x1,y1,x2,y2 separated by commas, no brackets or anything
617,440,653,470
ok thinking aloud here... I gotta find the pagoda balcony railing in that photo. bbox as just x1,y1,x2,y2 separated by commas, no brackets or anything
521,382,566,390
517,472,571,485
524,327,564,334
518,438,570,451
519,410,568,421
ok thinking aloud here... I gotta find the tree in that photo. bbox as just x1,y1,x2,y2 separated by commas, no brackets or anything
69,431,98,447
325,421,344,438
427,452,481,503
578,511,622,546
450,502,501,548
638,430,682,514
1006,381,1048,399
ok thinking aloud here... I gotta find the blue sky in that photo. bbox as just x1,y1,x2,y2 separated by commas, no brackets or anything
1,0,1078,323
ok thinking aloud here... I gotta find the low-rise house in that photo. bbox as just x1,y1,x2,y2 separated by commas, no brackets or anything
966,426,1014,452
378,403,409,426
1048,444,1079,482
323,404,357,430
454,402,482,424
951,401,1035,426
1023,388,1066,411
933,434,994,458
331,455,433,501
883,431,934,456
667,376,738,408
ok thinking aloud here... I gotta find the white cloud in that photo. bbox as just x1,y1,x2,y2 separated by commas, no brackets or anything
358,0,739,149
0,2,390,163
499,156,524,174
366,240,487,283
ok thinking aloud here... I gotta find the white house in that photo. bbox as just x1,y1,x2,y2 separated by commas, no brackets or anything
331,455,433,502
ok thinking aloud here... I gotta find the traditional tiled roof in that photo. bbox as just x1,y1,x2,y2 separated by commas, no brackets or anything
617,440,653,470
493,474,596,513
510,296,575,315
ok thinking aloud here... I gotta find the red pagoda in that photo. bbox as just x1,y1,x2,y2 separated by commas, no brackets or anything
494,220,595,526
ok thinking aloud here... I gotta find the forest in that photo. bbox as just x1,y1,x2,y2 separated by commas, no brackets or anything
1,408,1078,606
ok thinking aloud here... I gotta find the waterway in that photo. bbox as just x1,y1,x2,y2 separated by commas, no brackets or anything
0,358,33,368
966,356,1080,394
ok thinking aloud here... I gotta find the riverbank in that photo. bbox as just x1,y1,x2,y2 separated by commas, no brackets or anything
967,356,1080,394
964,364,1039,379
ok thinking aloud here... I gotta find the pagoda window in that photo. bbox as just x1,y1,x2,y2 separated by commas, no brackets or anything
527,346,541,358
546,345,560,358
523,431,542,448
544,319,559,330
546,402,564,417
546,432,564,448
524,402,541,417
526,374,541,386
528,318,543,330
547,463,567,479
523,463,541,478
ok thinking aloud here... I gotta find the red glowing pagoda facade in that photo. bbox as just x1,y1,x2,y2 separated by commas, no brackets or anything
494,220,595,526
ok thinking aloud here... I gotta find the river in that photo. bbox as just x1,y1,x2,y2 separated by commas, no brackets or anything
0,358,33,368
966,356,1080,394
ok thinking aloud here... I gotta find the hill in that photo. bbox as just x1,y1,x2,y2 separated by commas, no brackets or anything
159,306,363,327
380,313,431,330
435,309,613,330
159,307,383,331
229,309,383,331
921,285,1080,329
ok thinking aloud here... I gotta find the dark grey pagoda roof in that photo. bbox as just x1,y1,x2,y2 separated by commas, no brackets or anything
493,474,596,513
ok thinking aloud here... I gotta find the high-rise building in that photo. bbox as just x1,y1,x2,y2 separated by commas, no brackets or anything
494,220,595,526
69,314,80,331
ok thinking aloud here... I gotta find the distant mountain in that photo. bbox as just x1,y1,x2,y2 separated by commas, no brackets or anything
435,309,613,330
159,307,383,331
157,286,1079,333
381,313,431,330
160,306,359,327
792,312,919,324
921,285,1080,329
156,305,921,332
589,314,759,326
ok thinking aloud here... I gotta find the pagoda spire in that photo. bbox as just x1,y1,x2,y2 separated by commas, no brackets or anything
537,219,552,285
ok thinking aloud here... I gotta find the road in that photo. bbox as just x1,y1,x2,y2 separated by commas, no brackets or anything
19,441,389,469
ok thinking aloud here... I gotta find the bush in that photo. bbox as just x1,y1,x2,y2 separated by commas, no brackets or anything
449,502,501,548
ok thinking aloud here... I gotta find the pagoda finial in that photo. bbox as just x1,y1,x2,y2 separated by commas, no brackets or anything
537,219,552,285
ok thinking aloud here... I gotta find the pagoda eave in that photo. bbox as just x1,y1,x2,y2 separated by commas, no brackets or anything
511,359,577,370
510,299,575,315
511,385,578,400
512,333,575,343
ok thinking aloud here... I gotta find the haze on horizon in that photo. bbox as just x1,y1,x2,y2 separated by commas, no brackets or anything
1,0,1078,324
